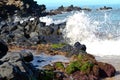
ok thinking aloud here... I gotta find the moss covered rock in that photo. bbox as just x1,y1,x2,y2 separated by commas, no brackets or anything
51,43,66,49
40,70,54,80
54,62,65,71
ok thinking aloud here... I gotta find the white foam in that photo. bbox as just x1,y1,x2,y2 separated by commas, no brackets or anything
39,16,53,26
39,16,67,26
63,11,120,56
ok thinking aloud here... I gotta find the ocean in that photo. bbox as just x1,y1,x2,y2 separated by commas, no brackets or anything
40,5,120,56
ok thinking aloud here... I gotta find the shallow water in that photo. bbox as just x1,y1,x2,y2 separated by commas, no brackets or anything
31,53,69,68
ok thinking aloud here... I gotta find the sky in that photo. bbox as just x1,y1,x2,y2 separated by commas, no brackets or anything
34,0,120,9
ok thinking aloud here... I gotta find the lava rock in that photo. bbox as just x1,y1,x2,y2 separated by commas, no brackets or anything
0,51,40,80
74,42,86,51
74,42,81,48
20,51,33,62
98,62,116,78
0,39,8,59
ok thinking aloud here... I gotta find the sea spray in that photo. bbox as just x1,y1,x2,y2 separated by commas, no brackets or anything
62,11,120,56
62,11,97,45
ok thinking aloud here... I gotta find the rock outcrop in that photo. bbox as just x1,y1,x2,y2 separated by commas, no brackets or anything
0,41,40,80
48,5,92,16
48,5,82,15
0,0,46,19
97,6,112,10
0,40,116,80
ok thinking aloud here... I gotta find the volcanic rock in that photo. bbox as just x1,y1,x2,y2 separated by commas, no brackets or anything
0,51,39,80
0,39,8,59
98,62,116,78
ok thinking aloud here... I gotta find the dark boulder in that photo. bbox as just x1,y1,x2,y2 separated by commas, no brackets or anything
74,42,81,48
0,39,8,59
0,0,47,20
20,51,33,62
80,44,86,51
0,51,40,80
74,42,86,51
98,62,116,78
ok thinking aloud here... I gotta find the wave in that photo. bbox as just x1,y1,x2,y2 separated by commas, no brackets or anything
39,16,67,26
62,11,120,56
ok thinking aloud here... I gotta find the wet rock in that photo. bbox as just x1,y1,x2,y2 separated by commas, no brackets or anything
64,53,116,80
20,51,33,62
80,44,86,51
98,62,116,78
74,42,81,48
0,39,8,59
74,42,86,51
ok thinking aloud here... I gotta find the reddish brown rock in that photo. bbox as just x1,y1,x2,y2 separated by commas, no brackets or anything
92,65,100,78
71,71,98,80
72,71,89,80
98,62,116,78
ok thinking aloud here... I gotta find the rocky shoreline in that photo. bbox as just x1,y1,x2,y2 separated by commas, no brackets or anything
0,0,116,80
0,40,116,80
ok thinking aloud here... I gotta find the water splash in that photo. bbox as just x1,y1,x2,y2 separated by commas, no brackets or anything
63,12,97,44
62,11,120,56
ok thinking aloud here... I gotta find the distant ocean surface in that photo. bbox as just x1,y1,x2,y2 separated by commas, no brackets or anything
40,4,120,56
